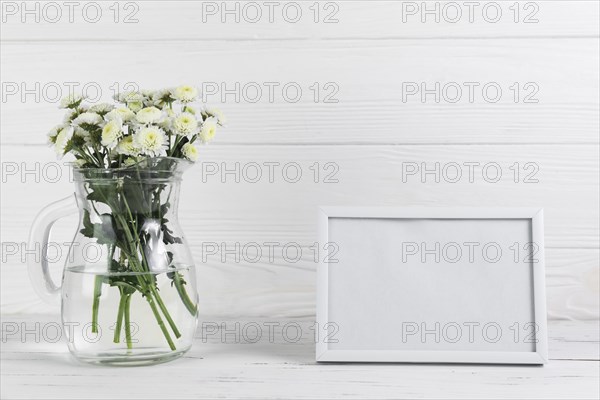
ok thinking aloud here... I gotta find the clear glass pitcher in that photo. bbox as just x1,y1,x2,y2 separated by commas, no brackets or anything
28,157,198,365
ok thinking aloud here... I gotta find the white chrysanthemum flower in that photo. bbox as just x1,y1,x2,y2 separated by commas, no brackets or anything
133,126,167,156
181,143,199,162
203,107,226,126
158,116,173,131
127,101,143,112
136,106,162,124
199,117,218,143
101,119,123,149
89,103,114,114
62,109,78,123
73,126,90,143
106,106,135,122
59,94,84,109
116,135,139,156
73,112,103,126
47,124,65,144
54,126,74,157
173,85,198,103
152,89,173,108
119,91,143,103
173,113,198,137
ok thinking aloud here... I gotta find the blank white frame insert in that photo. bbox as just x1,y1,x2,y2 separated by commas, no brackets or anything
316,207,547,364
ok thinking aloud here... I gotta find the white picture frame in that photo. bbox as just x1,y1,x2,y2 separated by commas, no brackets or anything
316,207,548,364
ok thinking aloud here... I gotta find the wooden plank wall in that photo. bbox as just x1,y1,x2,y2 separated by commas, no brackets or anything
1,1,598,319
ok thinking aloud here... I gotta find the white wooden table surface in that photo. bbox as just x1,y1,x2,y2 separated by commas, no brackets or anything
1,315,598,399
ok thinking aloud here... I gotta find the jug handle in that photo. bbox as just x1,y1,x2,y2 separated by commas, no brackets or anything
28,194,78,305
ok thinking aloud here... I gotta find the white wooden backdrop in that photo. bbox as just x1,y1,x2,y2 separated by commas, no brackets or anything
1,0,598,319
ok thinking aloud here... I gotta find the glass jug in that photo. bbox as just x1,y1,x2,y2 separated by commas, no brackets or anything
28,158,198,365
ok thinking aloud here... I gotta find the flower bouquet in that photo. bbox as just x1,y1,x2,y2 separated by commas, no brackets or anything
34,85,225,364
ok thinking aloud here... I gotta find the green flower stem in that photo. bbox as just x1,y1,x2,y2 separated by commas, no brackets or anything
91,275,103,333
139,248,182,339
144,291,176,351
149,285,181,338
124,294,133,350
116,213,181,346
130,263,177,349
173,273,197,316
113,290,127,343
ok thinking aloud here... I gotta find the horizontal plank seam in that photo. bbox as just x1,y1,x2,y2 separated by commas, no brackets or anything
1,35,600,44
0,353,597,362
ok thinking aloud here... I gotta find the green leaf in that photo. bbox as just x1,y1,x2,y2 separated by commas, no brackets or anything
80,208,95,238
78,208,117,245
160,202,170,216
86,185,117,207
162,224,182,245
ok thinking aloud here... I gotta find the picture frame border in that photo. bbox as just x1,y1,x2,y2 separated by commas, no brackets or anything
316,207,548,364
